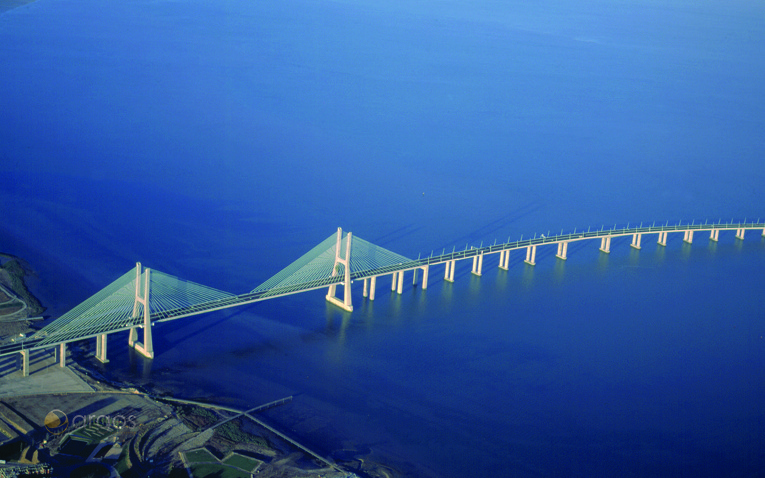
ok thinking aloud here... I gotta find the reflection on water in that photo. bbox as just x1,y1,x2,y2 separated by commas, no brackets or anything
552,256,566,284
127,347,153,380
466,272,482,299
521,263,535,287
707,237,719,254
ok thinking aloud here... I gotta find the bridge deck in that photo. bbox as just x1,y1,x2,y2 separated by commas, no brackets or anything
2,221,762,357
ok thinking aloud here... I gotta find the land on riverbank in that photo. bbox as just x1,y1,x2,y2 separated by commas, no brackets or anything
0,252,45,341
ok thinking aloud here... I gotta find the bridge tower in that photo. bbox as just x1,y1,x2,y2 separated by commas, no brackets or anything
128,262,154,359
326,228,353,312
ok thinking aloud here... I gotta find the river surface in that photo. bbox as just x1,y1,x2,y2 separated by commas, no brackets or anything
2,1,764,476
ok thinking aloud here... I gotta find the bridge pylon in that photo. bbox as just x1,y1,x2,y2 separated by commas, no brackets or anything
128,262,154,359
326,228,353,312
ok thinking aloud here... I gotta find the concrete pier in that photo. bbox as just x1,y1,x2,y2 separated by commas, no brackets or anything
391,271,398,291
736,228,745,240
95,334,108,363
20,350,29,377
444,260,456,282
397,269,404,294
471,253,484,276
657,231,667,246
524,245,536,265
421,266,429,290
498,250,510,270
369,276,377,300
555,241,568,260
599,236,611,253
363,278,369,298
630,233,642,250
683,230,694,244
58,343,66,368
710,229,719,242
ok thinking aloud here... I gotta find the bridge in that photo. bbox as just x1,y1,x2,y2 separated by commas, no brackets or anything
3,219,764,376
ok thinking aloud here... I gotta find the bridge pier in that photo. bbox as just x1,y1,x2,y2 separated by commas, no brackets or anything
555,242,568,260
630,233,642,250
524,245,536,266
498,250,510,270
129,263,155,358
599,236,611,253
683,230,694,244
397,269,404,294
326,228,353,312
421,266,429,290
362,278,368,298
95,334,109,363
736,228,745,240
444,260,455,282
471,254,484,276
19,350,29,377
57,343,66,368
710,229,719,242
369,276,377,300
657,231,667,246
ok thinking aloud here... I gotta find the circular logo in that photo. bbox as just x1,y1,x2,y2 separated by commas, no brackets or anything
44,409,68,435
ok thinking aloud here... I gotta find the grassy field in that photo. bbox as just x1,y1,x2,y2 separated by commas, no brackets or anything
184,448,218,464
185,448,261,477
70,423,115,444
222,452,261,472
190,463,251,478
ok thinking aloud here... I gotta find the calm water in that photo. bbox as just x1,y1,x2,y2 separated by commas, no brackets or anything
2,0,765,476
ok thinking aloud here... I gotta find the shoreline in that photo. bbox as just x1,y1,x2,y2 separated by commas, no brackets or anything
0,251,46,341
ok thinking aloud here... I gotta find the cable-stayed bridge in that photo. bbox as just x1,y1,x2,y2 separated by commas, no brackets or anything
4,219,764,376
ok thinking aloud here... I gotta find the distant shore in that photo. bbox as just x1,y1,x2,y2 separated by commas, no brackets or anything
0,252,45,339
0,0,40,14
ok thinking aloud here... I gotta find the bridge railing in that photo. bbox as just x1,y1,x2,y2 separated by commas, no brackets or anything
350,220,765,279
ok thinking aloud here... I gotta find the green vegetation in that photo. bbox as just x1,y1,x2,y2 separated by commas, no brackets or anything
185,449,261,477
184,448,218,464
71,423,114,445
175,405,218,431
190,463,251,478
214,421,269,448
114,445,131,475
222,452,261,472
0,258,44,315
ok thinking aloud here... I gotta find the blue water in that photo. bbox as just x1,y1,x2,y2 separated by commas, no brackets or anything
2,1,765,476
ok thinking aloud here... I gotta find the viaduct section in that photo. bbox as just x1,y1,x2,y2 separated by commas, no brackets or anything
3,220,763,376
